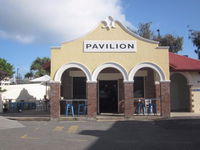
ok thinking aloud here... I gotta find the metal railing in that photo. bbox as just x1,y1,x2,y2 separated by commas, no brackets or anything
5,100,50,113
59,98,160,116
8,101,36,112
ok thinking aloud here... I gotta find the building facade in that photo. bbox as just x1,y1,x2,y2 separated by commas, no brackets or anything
169,52,200,113
50,17,171,119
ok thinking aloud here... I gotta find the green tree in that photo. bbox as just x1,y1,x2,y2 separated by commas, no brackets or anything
0,58,14,92
0,58,14,81
189,29,200,59
30,57,50,77
158,34,183,53
137,22,154,39
24,71,34,79
136,22,183,53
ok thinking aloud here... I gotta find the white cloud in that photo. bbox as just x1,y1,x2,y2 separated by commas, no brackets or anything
0,0,132,44
0,30,35,43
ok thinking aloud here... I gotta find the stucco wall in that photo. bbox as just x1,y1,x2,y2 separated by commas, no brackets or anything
51,21,169,82
170,73,190,112
191,85,200,113
171,72,200,113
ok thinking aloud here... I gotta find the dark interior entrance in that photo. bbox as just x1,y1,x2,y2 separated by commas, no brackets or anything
99,80,118,113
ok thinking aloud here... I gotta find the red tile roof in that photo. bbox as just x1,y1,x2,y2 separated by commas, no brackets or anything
169,52,200,72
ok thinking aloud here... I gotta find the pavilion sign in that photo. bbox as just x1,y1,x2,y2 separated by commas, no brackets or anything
84,40,136,52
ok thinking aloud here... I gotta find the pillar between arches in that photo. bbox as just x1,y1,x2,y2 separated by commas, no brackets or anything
50,81,61,120
124,82,134,117
87,82,97,118
160,81,170,117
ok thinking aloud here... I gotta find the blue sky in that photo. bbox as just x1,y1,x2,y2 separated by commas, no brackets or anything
0,0,199,77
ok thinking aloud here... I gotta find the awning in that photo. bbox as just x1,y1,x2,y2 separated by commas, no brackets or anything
30,75,50,83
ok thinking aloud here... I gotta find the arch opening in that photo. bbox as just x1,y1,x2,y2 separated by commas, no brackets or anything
54,63,91,82
132,67,161,115
97,67,124,114
129,62,166,82
60,67,87,115
170,73,190,112
92,62,128,82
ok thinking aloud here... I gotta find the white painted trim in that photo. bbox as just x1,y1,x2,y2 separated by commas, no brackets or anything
155,81,160,85
49,80,61,84
92,62,128,82
128,62,166,82
115,21,159,44
123,81,134,83
160,80,171,83
57,16,159,46
87,81,97,83
54,63,92,82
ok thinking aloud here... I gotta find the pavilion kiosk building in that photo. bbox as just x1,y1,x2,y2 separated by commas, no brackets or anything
49,17,200,120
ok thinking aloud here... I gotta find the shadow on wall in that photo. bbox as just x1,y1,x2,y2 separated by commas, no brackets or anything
16,88,36,102
80,120,200,150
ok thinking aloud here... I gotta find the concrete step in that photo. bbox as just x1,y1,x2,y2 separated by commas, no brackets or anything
96,116,125,121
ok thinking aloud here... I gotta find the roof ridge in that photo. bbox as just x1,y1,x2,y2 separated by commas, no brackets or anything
169,52,200,62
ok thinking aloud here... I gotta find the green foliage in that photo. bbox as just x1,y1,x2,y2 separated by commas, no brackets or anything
189,29,200,49
158,34,183,53
0,58,14,81
24,71,34,78
189,29,200,59
137,22,154,39
30,57,50,77
135,22,183,53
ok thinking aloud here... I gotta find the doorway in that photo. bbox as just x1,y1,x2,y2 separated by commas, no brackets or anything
99,80,118,113
170,73,190,112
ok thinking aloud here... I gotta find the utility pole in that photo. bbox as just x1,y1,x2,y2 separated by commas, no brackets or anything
16,68,19,84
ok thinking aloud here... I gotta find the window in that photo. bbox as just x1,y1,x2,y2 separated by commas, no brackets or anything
73,77,86,99
134,77,144,98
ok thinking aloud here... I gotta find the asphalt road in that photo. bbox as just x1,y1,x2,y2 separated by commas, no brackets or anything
0,119,200,150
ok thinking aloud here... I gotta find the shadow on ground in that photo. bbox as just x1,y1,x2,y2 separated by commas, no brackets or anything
80,119,200,150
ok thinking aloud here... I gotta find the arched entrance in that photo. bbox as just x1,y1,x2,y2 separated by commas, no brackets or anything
132,67,161,115
92,63,128,114
59,67,88,115
170,73,190,112
133,67,159,99
97,68,124,113
129,62,167,115
61,68,87,100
